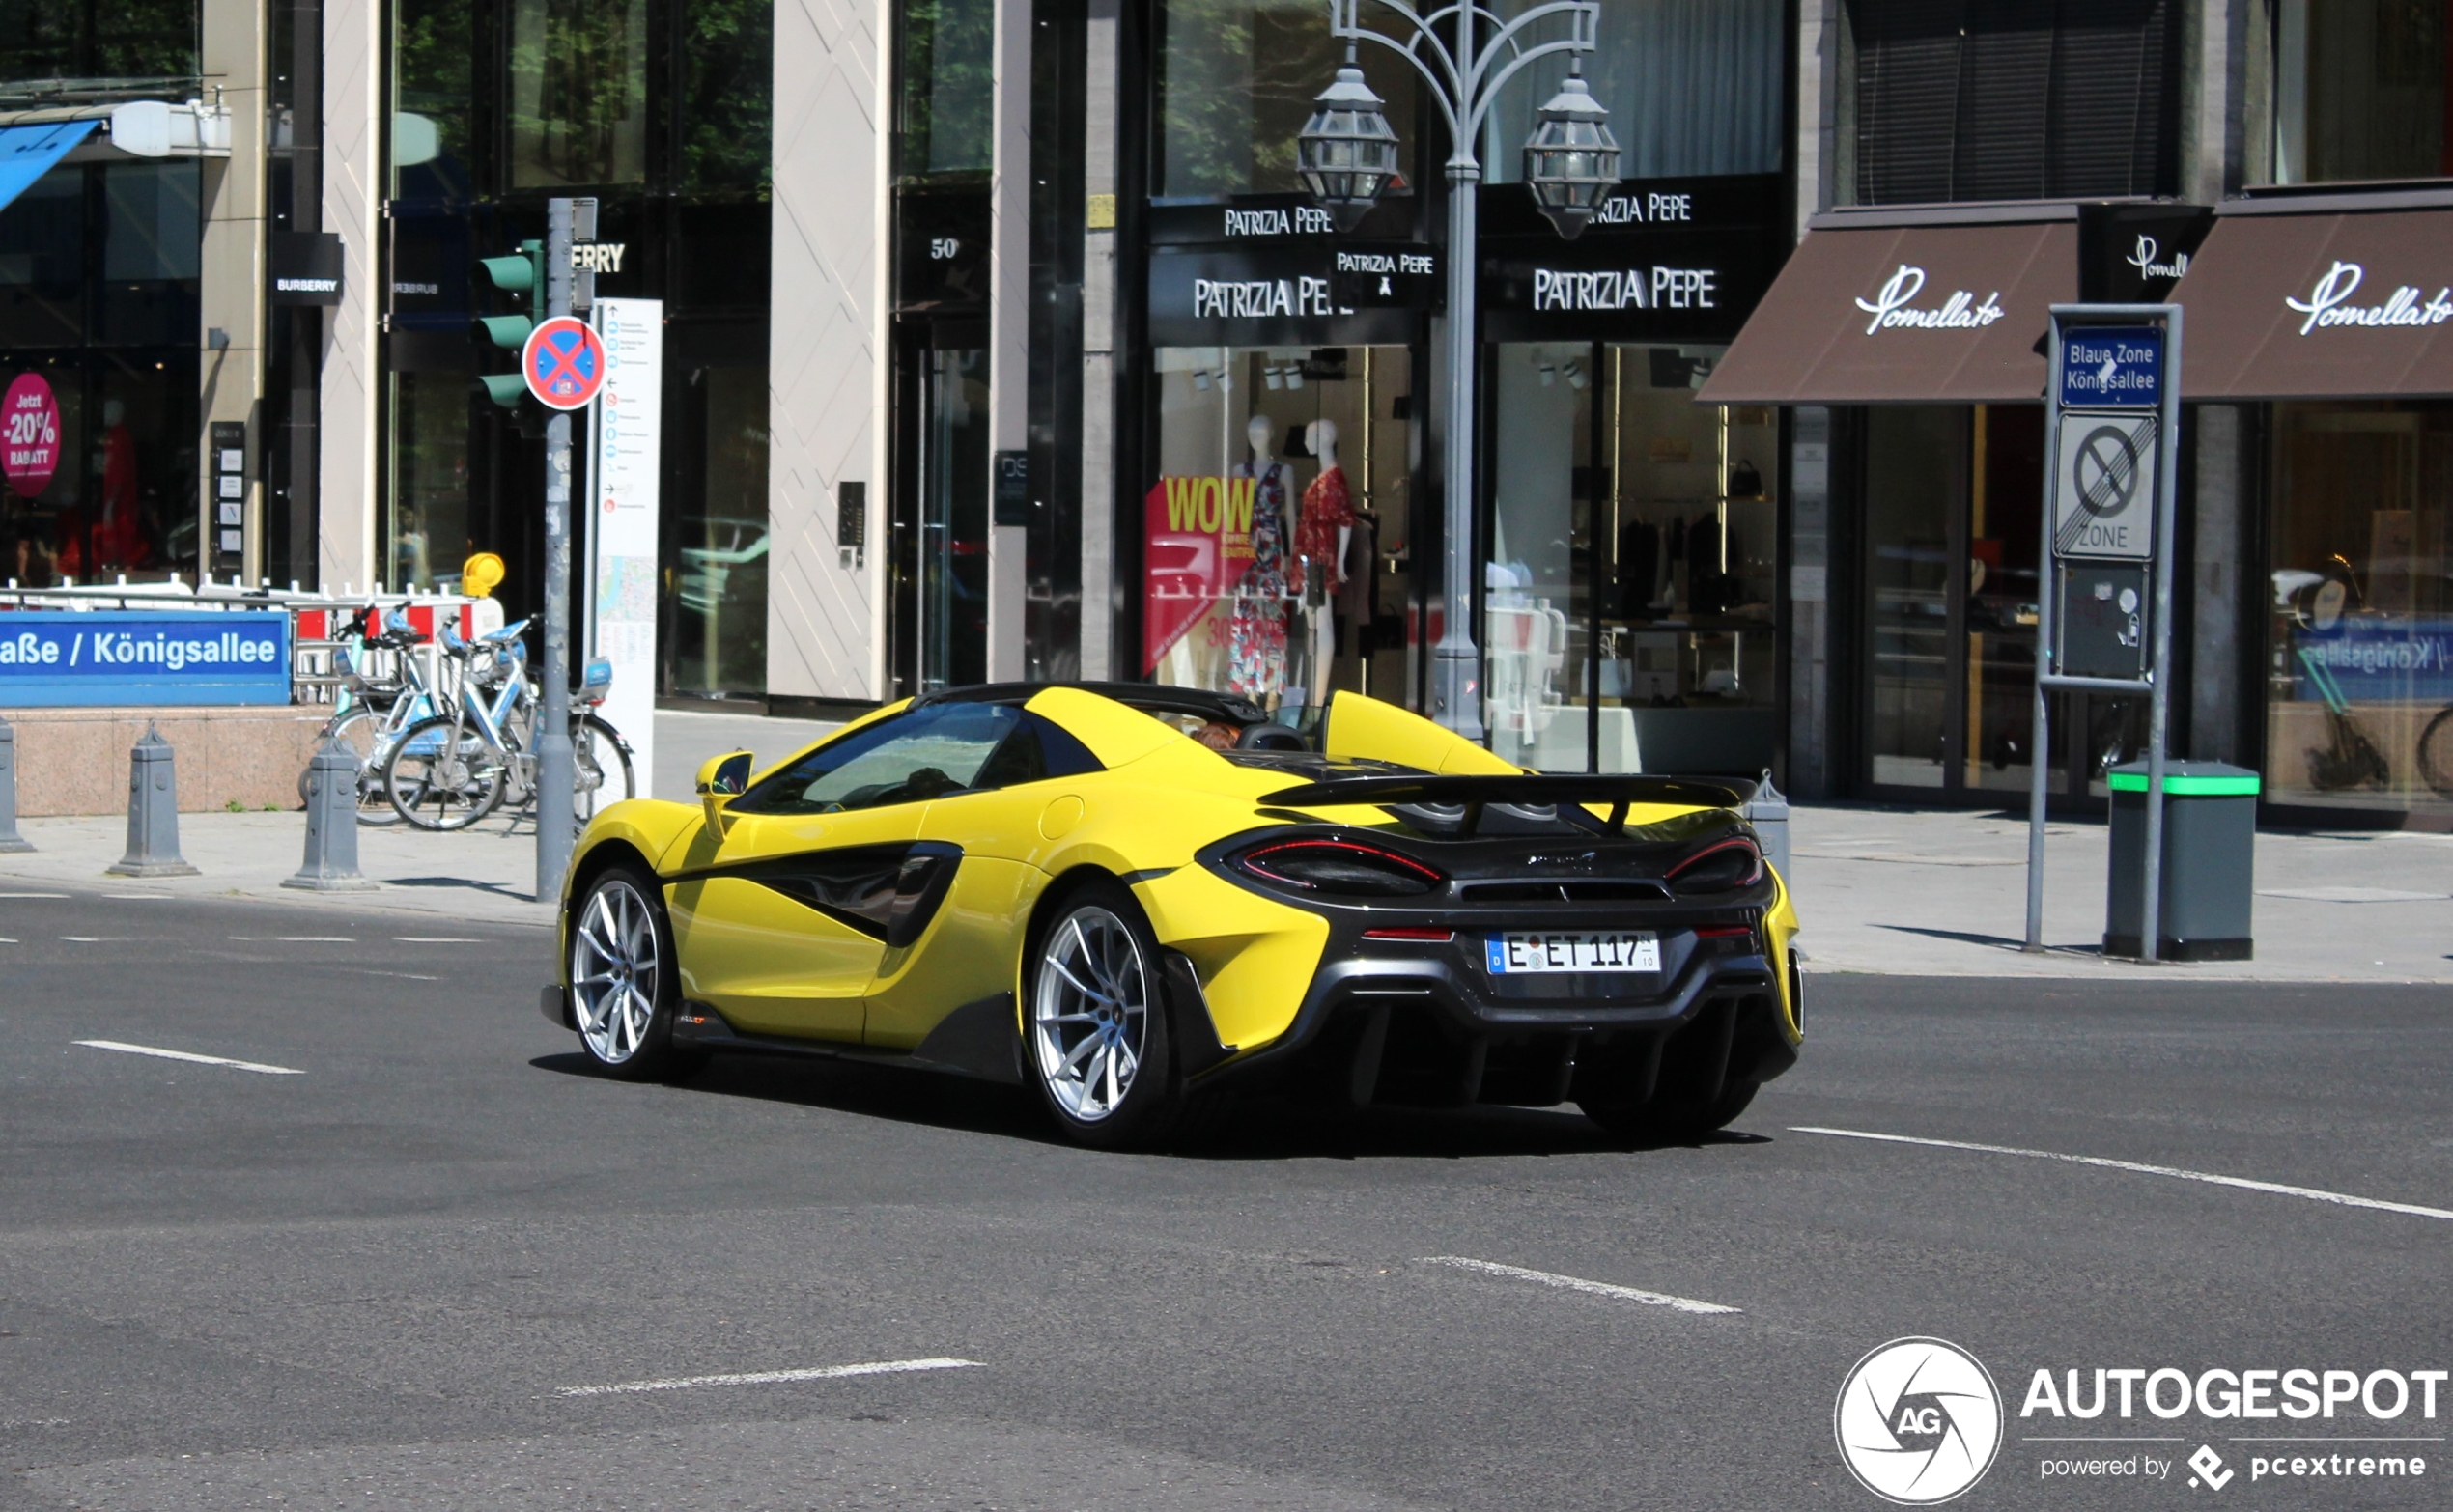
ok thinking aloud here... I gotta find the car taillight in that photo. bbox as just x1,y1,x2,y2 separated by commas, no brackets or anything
1666,837,1764,895
1236,838,1445,898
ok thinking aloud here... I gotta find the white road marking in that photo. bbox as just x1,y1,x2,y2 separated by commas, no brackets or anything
59,937,129,942
0,891,69,899
73,1040,303,1076
558,1357,983,1397
1793,1127,2453,1223
0,938,16,943
356,970,443,981
393,937,480,943
102,893,173,901
1423,1256,1740,1315
275,937,354,943
2258,885,2449,903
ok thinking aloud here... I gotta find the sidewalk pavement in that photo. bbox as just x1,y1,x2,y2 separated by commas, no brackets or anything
0,711,846,926
5,709,2448,980
1786,804,2453,983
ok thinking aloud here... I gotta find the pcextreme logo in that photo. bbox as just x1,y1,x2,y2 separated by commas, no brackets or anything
1836,1337,2005,1504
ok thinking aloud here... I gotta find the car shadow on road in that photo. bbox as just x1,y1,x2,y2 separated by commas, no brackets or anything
528,1049,1057,1142
1172,1104,1775,1162
530,1050,1776,1161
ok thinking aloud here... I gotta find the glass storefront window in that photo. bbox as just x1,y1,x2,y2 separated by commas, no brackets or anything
669,366,771,697
386,372,471,591
1488,342,1778,774
0,162,196,586
0,0,197,79
393,0,475,201
895,0,993,182
1863,406,1957,788
1154,0,1419,199
2266,402,2453,817
1856,405,2119,800
1482,0,1784,182
1146,345,1413,714
683,0,775,191
509,0,650,187
2272,0,2449,183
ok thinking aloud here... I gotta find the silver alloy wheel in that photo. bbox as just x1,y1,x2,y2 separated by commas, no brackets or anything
1031,905,1150,1122
572,877,659,1064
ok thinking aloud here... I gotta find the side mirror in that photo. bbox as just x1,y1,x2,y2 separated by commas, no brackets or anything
696,750,754,831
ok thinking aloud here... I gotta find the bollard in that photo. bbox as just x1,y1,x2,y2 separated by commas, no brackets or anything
0,714,31,854
283,737,378,891
1741,768,1790,882
107,723,199,878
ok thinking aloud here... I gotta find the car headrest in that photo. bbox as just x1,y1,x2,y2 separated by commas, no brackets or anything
1235,722,1308,752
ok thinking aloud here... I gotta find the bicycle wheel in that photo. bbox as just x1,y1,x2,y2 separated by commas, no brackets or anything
338,707,411,826
381,714,507,830
2418,707,2453,799
572,714,637,825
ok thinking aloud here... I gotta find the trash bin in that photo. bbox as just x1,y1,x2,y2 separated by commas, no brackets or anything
2103,761,2258,961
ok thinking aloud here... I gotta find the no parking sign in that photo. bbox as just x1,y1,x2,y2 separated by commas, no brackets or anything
522,316,606,410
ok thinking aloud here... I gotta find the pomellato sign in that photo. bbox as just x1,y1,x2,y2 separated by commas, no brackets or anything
1853,265,2005,334
2284,260,2453,335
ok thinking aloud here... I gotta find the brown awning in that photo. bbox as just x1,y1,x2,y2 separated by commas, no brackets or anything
2174,194,2453,399
1700,210,2076,405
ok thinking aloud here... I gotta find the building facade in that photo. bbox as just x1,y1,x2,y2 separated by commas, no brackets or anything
1739,0,2453,829
4,0,2443,827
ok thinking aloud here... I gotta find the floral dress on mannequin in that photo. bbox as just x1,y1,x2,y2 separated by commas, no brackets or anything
1226,461,1291,698
1294,462,1353,603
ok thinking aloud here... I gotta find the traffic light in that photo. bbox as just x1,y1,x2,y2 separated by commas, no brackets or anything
470,238,546,411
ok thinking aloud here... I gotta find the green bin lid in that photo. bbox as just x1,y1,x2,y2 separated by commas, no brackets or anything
2105,761,2260,797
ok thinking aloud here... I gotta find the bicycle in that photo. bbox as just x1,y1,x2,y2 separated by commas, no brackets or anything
304,609,468,826
2295,646,2392,792
381,628,633,830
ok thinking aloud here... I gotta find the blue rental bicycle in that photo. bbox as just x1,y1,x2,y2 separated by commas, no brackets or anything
380,621,633,830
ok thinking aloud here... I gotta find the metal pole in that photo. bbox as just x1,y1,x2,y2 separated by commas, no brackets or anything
535,197,577,903
2024,314,2061,952
1431,147,1484,740
2138,306,2184,964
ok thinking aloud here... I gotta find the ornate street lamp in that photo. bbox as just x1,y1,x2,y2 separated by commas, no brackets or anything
1522,64,1620,240
1297,51,1404,233
1299,0,1608,738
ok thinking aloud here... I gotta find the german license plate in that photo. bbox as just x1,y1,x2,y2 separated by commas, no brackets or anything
1484,931,1660,974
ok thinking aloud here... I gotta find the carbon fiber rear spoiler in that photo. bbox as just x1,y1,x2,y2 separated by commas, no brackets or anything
1257,772,1756,835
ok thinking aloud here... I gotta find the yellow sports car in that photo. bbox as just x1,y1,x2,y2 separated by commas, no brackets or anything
543,683,1802,1147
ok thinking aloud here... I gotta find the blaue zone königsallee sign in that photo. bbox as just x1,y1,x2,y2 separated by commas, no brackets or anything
0,610,291,706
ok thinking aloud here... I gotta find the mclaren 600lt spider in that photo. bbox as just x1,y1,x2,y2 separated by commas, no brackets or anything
543,683,1801,1147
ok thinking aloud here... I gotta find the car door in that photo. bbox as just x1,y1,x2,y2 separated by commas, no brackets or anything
861,708,1105,1050
663,702,1027,1042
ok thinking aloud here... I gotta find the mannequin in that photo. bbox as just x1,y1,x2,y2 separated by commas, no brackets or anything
1226,413,1294,700
1296,418,1355,703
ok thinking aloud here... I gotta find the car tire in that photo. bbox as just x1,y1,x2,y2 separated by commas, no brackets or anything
567,862,696,1082
1025,879,1181,1149
1578,1079,1759,1142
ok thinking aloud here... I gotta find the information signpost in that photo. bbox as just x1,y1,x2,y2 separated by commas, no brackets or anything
2025,308,2182,960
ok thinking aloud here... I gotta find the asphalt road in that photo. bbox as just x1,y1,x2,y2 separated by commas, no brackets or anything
2,885,2447,1511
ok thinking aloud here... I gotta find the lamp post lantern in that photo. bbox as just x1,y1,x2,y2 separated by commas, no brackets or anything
1297,53,1405,233
1298,0,1609,738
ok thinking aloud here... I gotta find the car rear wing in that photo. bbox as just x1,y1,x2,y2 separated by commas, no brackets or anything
1256,772,1757,836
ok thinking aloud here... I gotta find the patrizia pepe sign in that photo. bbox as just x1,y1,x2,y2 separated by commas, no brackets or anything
2284,261,2453,335
1854,265,2006,334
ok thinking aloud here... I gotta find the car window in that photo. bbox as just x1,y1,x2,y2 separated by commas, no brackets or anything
736,703,1027,815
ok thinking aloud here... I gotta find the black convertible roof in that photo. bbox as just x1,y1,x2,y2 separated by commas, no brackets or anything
912,681,1271,726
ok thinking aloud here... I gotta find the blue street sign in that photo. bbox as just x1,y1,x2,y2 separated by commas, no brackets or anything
2058,325,2162,408
0,609,291,706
